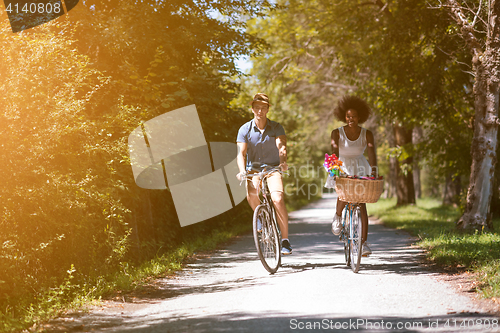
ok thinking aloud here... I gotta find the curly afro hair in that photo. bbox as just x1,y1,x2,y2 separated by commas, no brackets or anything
333,95,371,124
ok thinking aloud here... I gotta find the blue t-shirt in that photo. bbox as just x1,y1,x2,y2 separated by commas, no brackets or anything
236,119,286,171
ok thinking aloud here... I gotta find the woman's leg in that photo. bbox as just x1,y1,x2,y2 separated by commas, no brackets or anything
332,198,347,235
336,198,347,216
360,203,368,243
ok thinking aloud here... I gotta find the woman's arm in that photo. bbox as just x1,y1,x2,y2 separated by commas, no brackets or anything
366,129,378,176
331,129,340,156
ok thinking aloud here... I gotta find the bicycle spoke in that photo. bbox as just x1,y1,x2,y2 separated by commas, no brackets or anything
349,206,362,273
253,205,281,274
342,208,350,266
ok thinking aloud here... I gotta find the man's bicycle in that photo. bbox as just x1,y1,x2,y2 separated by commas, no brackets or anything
335,176,383,273
240,166,283,274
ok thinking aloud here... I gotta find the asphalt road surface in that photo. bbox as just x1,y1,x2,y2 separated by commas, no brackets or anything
47,193,500,332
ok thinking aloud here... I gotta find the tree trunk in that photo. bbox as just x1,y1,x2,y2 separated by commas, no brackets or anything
387,154,398,198
492,168,500,218
143,191,157,241
492,128,500,218
385,121,397,198
443,173,461,206
394,123,416,206
457,3,500,230
413,163,421,199
413,127,423,199
429,182,439,198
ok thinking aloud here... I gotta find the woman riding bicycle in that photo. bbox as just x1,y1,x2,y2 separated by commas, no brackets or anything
330,95,377,256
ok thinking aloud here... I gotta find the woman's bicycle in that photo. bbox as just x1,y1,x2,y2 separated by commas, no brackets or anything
339,202,363,273
240,166,283,274
335,176,383,273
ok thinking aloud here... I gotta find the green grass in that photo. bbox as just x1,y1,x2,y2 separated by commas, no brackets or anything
368,198,500,299
99,225,253,293
2,210,253,333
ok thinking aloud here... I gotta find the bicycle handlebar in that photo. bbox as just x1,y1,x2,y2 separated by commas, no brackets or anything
238,166,285,186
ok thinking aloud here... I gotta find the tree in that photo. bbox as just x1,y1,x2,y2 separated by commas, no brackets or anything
332,0,473,206
0,19,115,311
244,0,475,206
444,0,500,229
237,1,362,208
63,0,274,251
0,0,274,325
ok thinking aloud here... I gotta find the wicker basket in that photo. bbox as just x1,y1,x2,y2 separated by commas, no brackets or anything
335,177,384,203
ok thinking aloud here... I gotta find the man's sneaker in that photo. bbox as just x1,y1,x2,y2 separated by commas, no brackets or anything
331,214,342,235
362,242,372,256
281,239,292,255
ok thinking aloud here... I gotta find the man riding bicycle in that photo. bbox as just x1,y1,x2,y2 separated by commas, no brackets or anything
236,93,292,255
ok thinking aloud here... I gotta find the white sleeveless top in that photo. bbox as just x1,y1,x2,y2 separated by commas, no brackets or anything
338,126,371,176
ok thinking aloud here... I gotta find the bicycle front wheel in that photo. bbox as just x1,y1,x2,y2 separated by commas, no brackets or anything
342,207,350,266
349,205,363,273
253,204,281,274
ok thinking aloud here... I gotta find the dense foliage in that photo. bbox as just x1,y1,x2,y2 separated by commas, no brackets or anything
243,0,478,206
0,0,271,328
2,0,499,329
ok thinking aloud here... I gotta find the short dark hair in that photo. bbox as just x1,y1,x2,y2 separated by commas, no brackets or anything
333,95,371,124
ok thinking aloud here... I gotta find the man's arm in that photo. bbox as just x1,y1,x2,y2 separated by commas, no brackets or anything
237,142,247,179
276,135,288,171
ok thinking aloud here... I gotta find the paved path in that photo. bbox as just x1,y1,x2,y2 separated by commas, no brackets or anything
48,194,500,332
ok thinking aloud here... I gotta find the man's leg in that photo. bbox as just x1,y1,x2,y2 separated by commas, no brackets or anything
270,191,288,239
246,176,260,210
267,172,289,239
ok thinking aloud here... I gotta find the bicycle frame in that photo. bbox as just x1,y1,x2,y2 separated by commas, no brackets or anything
252,168,282,238
241,166,283,274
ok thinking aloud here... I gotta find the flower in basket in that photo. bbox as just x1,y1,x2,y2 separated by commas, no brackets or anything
323,153,344,177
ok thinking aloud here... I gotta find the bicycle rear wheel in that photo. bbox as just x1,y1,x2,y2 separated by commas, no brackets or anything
253,204,281,274
349,205,363,273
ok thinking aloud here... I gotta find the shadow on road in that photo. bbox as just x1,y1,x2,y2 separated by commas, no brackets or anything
108,221,434,304
44,194,498,333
